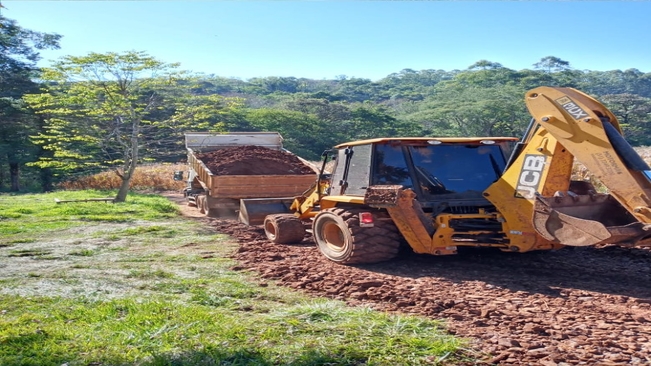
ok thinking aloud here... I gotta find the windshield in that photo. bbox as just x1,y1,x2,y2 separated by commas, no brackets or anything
409,144,506,195
372,143,414,189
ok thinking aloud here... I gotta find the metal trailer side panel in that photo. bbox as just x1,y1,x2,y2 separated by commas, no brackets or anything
185,132,284,152
187,148,213,190
209,174,315,198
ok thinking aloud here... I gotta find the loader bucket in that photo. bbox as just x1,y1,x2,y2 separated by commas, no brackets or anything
238,197,295,225
533,193,649,246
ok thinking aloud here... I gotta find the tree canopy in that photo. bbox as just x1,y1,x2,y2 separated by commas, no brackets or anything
0,15,61,191
3,15,651,194
25,51,241,201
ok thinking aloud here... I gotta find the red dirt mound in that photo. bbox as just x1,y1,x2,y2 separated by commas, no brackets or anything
196,145,315,175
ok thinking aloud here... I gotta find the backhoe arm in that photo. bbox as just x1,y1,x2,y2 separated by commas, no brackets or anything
526,87,651,213
487,87,651,248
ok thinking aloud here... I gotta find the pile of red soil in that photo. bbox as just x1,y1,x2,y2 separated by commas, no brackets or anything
196,145,315,176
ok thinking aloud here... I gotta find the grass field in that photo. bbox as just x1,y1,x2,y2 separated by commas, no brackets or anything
0,190,466,366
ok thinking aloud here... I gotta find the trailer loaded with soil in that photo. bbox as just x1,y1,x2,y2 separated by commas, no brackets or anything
180,132,316,220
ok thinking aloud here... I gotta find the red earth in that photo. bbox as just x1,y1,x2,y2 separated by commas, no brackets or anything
166,194,651,365
196,146,315,175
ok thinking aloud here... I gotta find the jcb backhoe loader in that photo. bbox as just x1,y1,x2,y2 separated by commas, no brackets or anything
240,87,651,264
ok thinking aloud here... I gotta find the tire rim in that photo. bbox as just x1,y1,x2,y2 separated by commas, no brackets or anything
265,221,277,240
322,220,345,252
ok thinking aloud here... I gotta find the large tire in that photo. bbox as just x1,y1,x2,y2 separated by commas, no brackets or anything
264,214,305,244
204,198,220,217
312,208,401,264
205,205,218,217
196,195,206,214
202,197,210,216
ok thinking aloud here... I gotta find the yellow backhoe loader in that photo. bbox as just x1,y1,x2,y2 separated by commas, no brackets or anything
240,87,651,264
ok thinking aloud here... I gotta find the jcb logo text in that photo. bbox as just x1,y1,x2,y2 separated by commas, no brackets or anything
515,155,546,199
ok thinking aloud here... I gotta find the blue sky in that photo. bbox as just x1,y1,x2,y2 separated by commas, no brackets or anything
4,1,651,81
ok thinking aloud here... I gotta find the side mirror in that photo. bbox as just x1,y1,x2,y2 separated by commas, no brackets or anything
321,149,337,161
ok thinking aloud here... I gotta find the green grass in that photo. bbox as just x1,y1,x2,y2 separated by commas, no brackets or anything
0,191,178,244
68,249,96,256
7,249,51,257
0,296,461,366
0,190,467,365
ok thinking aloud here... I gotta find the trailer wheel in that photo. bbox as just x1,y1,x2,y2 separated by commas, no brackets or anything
199,198,221,217
312,208,400,264
196,195,206,214
202,197,211,216
264,214,305,244
203,199,220,217
185,189,197,206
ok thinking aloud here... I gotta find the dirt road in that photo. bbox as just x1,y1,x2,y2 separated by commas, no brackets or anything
168,194,651,365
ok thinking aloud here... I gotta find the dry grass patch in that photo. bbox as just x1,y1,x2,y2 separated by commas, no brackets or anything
58,163,187,191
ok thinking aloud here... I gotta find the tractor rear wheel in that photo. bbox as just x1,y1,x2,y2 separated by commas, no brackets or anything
312,208,401,264
264,214,305,244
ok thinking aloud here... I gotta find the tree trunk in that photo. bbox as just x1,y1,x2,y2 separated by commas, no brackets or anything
0,160,4,191
37,115,54,192
40,167,53,192
115,172,132,203
7,151,20,192
9,162,19,192
114,118,140,203
115,154,138,202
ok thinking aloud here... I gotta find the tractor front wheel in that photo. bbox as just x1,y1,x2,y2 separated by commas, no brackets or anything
264,214,305,244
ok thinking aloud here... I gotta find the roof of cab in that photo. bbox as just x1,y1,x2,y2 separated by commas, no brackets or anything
334,137,519,148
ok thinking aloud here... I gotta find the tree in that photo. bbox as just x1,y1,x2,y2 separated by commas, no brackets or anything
336,104,421,140
533,56,571,73
406,83,529,137
149,91,245,161
0,15,61,191
467,60,504,71
25,51,188,202
283,96,351,123
601,93,651,145
0,98,36,191
245,108,332,160
453,65,519,88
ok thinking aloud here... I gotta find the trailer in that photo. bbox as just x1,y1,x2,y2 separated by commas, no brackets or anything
181,132,317,223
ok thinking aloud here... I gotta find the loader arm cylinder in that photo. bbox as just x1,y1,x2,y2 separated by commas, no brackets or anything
602,121,651,172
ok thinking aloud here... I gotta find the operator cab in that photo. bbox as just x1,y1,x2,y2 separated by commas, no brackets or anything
328,137,517,215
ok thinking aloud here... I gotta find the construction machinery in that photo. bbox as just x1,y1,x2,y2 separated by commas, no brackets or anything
179,132,316,218
241,87,651,264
